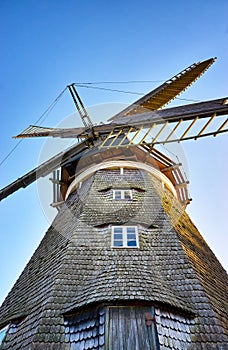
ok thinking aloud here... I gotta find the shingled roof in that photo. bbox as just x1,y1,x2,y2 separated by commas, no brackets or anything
0,168,227,349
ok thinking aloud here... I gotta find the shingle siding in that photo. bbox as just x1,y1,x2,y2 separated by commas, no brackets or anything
0,168,227,349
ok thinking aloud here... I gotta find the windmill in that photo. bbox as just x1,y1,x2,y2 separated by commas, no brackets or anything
0,58,227,349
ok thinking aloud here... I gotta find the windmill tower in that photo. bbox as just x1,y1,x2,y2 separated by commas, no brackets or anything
0,58,227,350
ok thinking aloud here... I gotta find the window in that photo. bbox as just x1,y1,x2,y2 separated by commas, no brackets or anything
112,226,139,248
113,189,133,200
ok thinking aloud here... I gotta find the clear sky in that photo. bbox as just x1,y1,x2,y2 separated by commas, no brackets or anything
0,0,227,304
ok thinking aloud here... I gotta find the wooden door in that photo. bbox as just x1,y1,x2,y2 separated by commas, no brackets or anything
106,306,159,350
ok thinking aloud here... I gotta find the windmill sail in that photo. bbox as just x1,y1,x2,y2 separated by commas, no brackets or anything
14,125,86,139
1,58,227,203
110,97,228,126
109,57,216,121
1,98,227,201
14,97,228,141
99,97,228,146
0,140,88,201
14,58,216,140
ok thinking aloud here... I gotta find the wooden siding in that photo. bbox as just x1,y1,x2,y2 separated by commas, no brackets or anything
106,306,159,350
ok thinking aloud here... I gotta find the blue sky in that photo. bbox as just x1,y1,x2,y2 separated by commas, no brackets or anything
0,0,227,304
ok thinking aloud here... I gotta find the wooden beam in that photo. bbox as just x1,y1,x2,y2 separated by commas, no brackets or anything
164,119,183,143
152,121,168,143
128,126,143,144
118,127,134,146
175,181,190,189
99,129,114,148
195,113,216,139
139,124,156,144
179,117,199,141
107,129,124,147
214,118,228,136
162,163,182,172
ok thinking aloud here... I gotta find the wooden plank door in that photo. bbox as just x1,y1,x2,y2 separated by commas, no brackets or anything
106,306,159,350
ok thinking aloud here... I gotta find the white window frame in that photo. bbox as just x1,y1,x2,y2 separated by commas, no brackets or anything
111,226,139,248
112,189,133,200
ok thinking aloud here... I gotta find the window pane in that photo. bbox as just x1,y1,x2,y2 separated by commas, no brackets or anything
127,233,136,240
127,227,136,233
114,234,122,240
114,240,123,247
114,227,123,233
124,190,132,199
114,191,121,199
127,240,137,247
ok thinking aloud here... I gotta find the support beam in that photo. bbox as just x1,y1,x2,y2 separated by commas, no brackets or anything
162,163,182,172
107,129,124,147
180,117,199,141
99,130,115,148
68,84,93,128
164,119,183,143
195,113,216,140
152,121,168,143
118,127,134,146
139,124,157,144
175,181,190,189
128,126,143,144
214,118,228,136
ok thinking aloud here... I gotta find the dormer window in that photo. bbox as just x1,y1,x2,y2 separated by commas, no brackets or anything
111,226,139,248
113,189,133,200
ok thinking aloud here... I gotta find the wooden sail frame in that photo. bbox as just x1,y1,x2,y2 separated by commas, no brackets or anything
1,58,227,203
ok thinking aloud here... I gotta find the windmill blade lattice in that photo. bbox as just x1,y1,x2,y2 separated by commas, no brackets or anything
1,57,227,203
14,125,86,139
14,57,217,141
109,57,216,120
98,97,228,147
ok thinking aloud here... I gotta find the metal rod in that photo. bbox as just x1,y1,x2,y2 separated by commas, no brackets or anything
68,84,93,128
68,85,85,124
180,117,199,140
195,113,216,139
71,84,93,126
